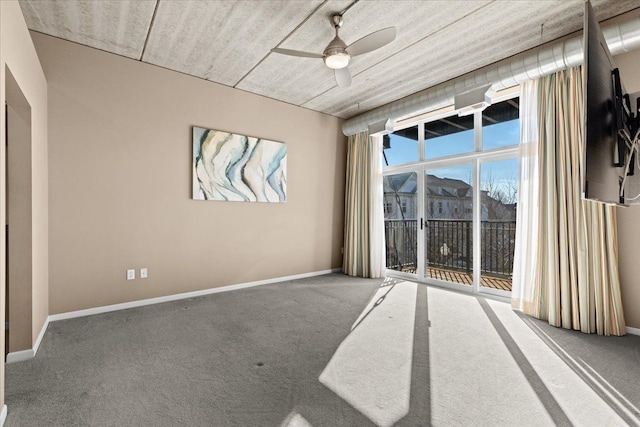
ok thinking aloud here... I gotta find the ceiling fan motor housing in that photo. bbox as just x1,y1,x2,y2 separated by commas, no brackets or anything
324,15,350,69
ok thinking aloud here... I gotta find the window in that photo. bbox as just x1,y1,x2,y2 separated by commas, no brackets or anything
482,98,519,149
383,95,520,294
383,172,418,272
425,114,474,159
481,158,519,281
383,125,418,166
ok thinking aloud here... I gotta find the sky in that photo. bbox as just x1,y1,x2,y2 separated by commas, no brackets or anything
384,119,519,194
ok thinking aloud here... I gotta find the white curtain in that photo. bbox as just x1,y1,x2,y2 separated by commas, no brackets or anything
369,135,386,277
343,132,385,278
511,79,540,313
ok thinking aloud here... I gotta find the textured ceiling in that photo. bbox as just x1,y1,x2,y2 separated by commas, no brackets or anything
18,0,640,119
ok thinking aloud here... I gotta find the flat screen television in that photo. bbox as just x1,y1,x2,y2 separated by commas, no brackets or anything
582,0,628,205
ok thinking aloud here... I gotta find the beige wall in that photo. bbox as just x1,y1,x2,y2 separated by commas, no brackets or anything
614,49,640,330
31,33,346,315
0,0,48,409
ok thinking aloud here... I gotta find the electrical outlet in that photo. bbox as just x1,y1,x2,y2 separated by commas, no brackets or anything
140,268,148,279
126,269,135,280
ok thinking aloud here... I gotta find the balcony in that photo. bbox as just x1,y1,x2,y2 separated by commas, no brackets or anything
384,219,516,291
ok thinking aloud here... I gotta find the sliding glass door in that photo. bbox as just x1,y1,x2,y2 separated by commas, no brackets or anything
382,94,520,295
424,165,474,287
383,172,418,274
479,158,518,293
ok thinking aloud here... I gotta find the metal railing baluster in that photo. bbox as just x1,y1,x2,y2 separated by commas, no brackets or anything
384,219,516,279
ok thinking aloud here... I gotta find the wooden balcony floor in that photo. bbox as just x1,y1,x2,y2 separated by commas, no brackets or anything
399,266,512,291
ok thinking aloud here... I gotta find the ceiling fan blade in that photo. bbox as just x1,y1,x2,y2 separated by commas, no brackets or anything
347,27,396,57
335,67,351,87
270,48,323,58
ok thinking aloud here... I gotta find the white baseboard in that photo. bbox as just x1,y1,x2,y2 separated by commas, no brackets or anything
626,326,640,336
5,348,34,364
6,315,50,364
33,316,50,356
50,268,343,322
0,405,7,427
6,269,342,362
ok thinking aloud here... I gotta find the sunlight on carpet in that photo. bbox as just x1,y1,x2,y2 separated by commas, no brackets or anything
319,278,416,427
280,411,313,427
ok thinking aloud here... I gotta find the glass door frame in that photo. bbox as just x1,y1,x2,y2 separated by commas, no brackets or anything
382,91,519,297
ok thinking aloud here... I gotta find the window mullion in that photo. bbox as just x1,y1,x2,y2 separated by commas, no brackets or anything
472,113,482,292
418,122,425,161
474,110,482,151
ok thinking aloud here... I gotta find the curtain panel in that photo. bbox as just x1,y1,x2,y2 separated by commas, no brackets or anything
513,67,626,336
343,131,385,278
511,78,540,314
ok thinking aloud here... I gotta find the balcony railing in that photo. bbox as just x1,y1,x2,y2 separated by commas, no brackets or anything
384,219,516,279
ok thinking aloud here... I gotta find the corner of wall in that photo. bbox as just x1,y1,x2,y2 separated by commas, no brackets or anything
1,0,50,409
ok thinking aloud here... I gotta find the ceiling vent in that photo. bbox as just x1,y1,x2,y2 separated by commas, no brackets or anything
454,84,495,116
368,118,394,135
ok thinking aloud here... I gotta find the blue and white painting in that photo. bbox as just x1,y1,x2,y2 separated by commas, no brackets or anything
192,127,287,203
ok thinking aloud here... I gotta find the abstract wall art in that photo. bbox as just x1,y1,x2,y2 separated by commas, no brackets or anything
192,126,287,203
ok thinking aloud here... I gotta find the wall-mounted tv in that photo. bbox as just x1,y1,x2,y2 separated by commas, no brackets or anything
582,0,629,206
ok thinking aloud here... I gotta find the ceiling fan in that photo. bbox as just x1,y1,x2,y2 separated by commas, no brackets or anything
270,15,396,88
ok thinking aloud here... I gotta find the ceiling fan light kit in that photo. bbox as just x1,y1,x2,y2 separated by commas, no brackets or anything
324,50,350,69
270,14,396,87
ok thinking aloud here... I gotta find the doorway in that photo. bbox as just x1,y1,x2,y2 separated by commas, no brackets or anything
4,66,33,360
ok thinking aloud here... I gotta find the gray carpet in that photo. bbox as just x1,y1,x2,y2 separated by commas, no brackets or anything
5,274,394,426
4,274,640,426
523,315,640,425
